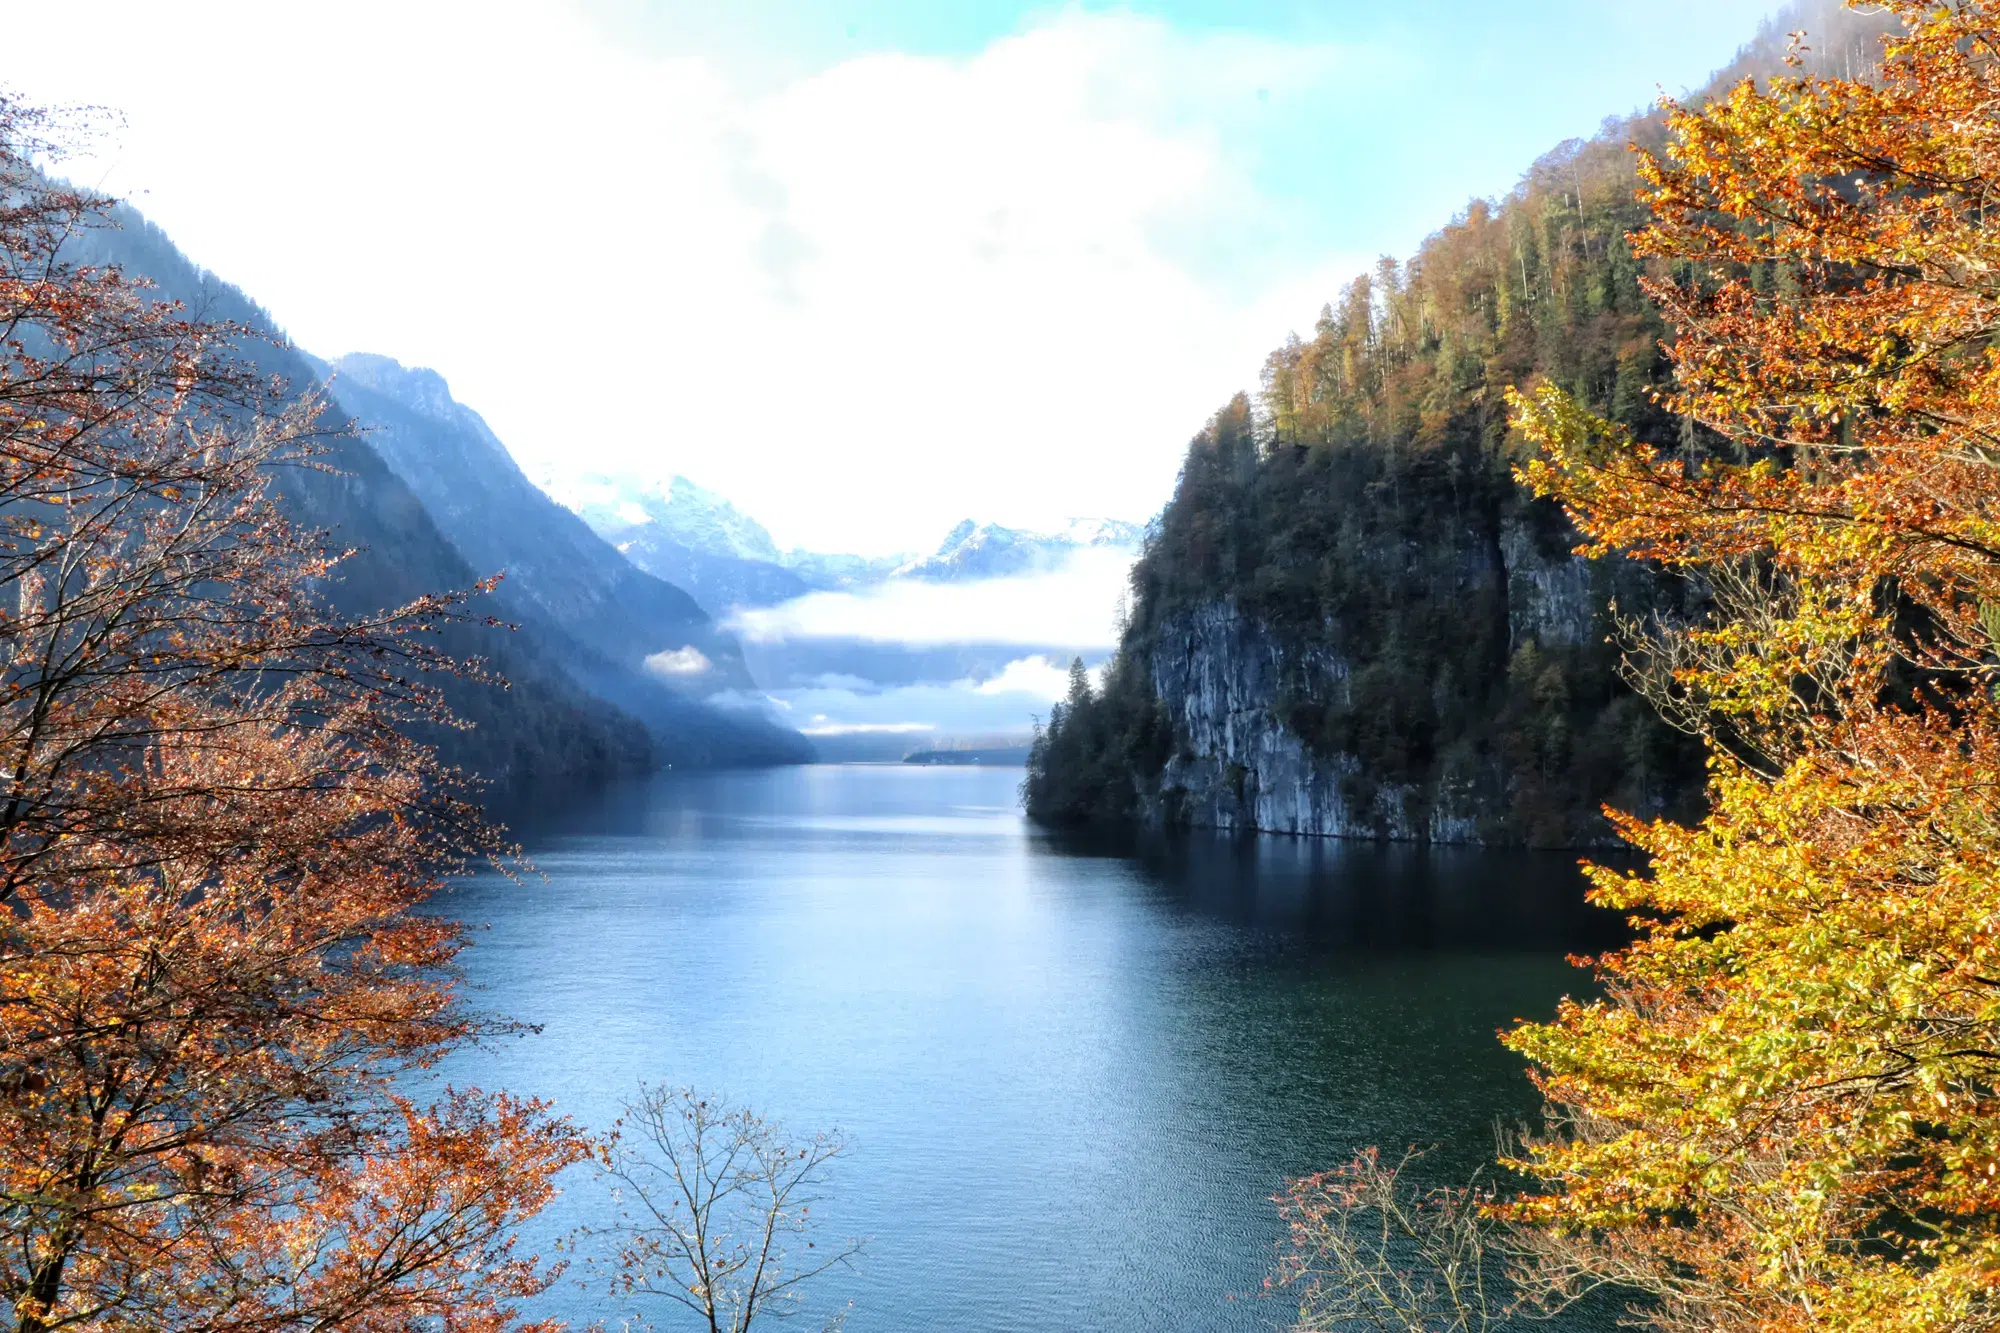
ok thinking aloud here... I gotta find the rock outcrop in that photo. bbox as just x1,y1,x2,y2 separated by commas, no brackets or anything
1143,547,1595,846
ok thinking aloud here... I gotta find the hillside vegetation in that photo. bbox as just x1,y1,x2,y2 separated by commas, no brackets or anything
68,207,812,804
1027,1,1889,846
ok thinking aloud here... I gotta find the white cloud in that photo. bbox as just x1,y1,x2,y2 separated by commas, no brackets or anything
972,654,1103,700
974,655,1071,699
807,673,875,692
728,547,1134,650
798,721,935,737
716,651,1114,747
0,2,1366,555
643,646,713,677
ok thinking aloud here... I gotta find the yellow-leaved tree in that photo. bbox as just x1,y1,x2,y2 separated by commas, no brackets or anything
1503,2,2000,1330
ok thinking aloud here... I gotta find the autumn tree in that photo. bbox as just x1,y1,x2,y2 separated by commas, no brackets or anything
1502,4,2000,1329
0,96,585,1331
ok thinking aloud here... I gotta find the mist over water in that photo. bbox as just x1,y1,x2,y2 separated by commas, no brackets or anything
438,766,1610,1331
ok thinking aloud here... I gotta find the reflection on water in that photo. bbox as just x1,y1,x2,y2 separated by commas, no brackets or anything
442,765,1615,1332
1060,826,1626,955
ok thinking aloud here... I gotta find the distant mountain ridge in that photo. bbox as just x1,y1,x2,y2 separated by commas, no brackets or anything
60,206,811,798
551,473,785,565
897,517,1143,583
546,469,1142,613
544,473,817,615
327,356,809,766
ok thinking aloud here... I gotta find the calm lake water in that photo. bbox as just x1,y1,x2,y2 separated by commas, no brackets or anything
438,764,1613,1332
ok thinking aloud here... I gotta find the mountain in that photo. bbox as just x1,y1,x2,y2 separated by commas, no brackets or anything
1022,0,1896,847
329,358,747,684
778,549,907,591
551,470,1142,612
556,473,784,564
542,473,1143,755
895,518,1143,583
546,473,815,616
325,356,810,766
611,528,812,617
63,212,662,803
65,208,807,801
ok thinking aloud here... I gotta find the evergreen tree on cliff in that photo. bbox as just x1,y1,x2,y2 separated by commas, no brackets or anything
1027,137,1710,842
1024,654,1172,826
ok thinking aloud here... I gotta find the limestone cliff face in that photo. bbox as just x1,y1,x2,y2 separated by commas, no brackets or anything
1501,515,1597,651
1145,605,1480,842
1139,523,1605,846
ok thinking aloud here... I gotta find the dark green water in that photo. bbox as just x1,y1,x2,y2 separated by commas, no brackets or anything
438,764,1613,1331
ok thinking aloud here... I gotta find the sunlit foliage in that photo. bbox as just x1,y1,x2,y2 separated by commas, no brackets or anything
1504,5,2000,1328
0,98,583,1332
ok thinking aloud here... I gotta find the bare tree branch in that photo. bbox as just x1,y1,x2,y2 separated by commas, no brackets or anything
582,1086,864,1333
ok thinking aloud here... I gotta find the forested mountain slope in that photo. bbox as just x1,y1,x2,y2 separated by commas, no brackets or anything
327,355,809,764
66,209,803,799
1025,0,1890,847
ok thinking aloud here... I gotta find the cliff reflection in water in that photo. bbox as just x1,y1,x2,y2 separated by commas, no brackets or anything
1042,822,1627,954
468,765,1608,1332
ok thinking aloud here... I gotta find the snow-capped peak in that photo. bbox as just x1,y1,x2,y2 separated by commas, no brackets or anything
896,517,1143,582
541,471,783,565
1055,517,1144,548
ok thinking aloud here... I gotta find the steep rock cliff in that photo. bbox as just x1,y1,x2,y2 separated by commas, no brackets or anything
1146,604,1474,841
1137,504,1624,845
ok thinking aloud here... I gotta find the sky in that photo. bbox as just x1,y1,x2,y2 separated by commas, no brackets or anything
2,0,1793,556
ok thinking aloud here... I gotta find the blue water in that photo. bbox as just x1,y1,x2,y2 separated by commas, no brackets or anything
437,764,1608,1331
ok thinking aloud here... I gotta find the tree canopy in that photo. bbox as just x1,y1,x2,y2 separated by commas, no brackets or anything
0,96,582,1333
1505,4,2000,1327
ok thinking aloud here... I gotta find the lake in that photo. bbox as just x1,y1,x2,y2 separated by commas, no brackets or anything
438,764,1613,1331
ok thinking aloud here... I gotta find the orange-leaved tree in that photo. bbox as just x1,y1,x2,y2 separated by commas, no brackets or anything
0,97,585,1331
1504,4,2000,1331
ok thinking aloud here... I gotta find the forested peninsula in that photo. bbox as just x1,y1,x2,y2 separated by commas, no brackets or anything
1026,1,1890,847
